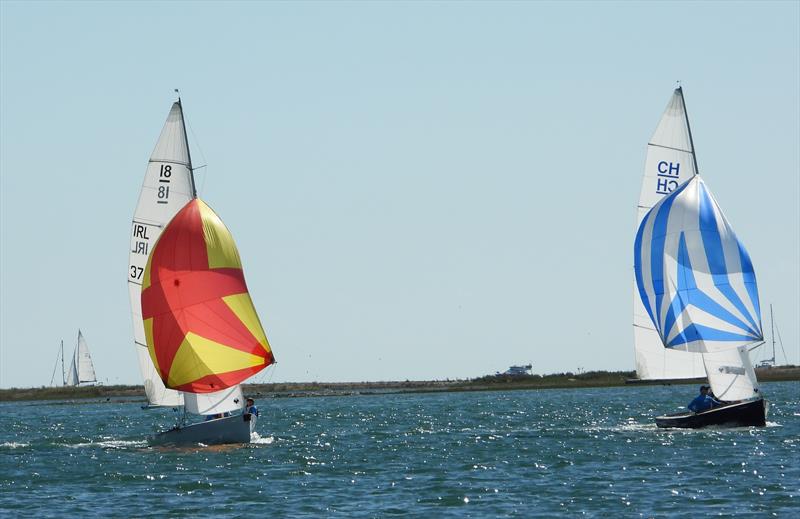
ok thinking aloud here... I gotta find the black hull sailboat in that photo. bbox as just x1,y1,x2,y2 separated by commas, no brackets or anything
633,90,769,433
655,398,767,429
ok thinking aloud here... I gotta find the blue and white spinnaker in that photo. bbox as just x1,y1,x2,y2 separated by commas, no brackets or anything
634,176,763,355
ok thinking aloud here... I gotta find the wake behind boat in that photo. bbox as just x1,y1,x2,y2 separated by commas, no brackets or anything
634,88,767,429
129,96,275,445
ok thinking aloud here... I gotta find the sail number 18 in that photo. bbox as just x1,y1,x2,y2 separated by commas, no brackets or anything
157,164,171,204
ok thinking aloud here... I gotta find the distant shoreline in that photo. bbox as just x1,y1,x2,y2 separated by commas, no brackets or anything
2,367,798,403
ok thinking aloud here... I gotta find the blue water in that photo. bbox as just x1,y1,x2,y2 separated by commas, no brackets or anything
1,382,798,517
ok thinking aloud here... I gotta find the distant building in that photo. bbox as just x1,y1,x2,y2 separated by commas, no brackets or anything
495,364,533,376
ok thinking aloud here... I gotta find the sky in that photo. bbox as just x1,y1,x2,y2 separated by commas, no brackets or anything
1,1,798,388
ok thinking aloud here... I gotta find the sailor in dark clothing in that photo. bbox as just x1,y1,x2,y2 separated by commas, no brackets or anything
688,385,721,412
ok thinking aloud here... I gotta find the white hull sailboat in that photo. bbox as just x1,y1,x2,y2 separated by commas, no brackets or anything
634,88,767,428
129,96,274,445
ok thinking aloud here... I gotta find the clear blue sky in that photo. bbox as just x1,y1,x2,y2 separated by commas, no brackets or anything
1,1,798,388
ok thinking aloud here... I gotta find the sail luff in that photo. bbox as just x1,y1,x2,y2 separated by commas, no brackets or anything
676,86,700,176
176,98,198,198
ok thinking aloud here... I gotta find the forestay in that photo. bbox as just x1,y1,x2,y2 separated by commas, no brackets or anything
633,88,705,379
128,102,195,407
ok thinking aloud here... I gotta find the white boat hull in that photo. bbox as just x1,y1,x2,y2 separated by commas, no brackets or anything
151,413,256,446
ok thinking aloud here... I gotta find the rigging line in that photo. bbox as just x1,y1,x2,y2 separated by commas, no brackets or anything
774,322,788,365
49,343,61,387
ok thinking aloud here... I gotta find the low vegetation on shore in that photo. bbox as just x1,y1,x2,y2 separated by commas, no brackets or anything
1,367,798,402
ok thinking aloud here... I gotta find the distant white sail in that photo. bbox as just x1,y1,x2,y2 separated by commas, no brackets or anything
633,88,705,380
128,102,195,407
65,352,79,386
66,330,96,386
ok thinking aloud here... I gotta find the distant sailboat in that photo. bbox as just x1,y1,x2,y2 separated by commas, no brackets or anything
129,96,275,444
634,95,767,428
632,87,705,381
51,330,97,387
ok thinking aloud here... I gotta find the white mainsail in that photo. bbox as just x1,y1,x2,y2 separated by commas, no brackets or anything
633,87,705,379
65,330,97,386
128,102,195,407
634,176,763,400
129,100,244,412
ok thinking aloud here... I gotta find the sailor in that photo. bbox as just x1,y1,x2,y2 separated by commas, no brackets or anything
687,385,719,412
244,398,259,418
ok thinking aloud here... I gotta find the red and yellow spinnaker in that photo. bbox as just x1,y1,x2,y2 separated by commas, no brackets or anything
141,198,274,393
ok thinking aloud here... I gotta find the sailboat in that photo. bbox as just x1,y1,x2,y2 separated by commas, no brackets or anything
633,93,767,427
65,330,97,386
632,87,706,381
128,96,275,444
756,304,782,368
51,330,98,387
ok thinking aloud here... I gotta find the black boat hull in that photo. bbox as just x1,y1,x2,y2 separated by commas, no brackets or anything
656,398,767,429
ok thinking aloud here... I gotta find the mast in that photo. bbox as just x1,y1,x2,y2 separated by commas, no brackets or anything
76,329,82,383
770,304,776,365
175,92,198,199
61,339,66,386
676,86,701,176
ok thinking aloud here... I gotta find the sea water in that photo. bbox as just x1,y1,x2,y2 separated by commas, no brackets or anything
1,381,797,517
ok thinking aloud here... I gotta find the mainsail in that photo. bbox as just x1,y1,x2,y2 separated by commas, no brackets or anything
633,87,705,379
65,330,97,386
141,198,274,414
128,101,196,406
634,176,763,400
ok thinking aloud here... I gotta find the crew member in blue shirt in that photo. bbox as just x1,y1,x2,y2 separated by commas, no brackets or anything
687,385,721,412
244,398,259,418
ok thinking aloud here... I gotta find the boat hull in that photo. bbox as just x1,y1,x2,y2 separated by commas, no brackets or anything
151,413,256,446
655,398,766,429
